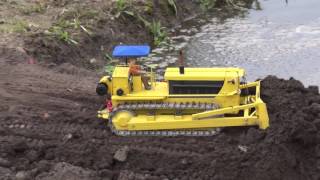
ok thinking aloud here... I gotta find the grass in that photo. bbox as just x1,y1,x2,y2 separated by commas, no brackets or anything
104,53,113,61
167,0,178,16
137,14,169,47
112,0,169,46
0,19,29,33
70,16,93,35
116,0,127,13
11,20,29,33
114,0,134,18
48,26,78,45
149,20,169,47
46,11,93,45
103,52,120,75
143,0,154,14
19,3,46,15
199,0,217,10
47,21,79,45
113,0,171,47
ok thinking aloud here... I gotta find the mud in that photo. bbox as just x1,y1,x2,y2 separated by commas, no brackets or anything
0,46,320,180
20,0,203,70
1,0,319,179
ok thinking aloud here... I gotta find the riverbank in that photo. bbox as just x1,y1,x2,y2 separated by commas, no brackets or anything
0,0,259,70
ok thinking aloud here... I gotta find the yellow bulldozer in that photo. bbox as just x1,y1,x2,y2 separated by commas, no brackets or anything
96,45,269,136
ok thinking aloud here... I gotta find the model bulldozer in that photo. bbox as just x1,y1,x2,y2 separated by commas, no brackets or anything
96,45,269,136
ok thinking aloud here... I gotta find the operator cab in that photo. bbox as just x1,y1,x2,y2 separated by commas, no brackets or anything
96,45,156,97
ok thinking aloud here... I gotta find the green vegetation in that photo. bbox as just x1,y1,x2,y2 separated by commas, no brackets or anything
11,20,29,33
112,0,172,47
167,0,178,16
104,65,115,74
0,19,29,33
115,0,134,18
143,1,154,14
136,14,169,47
48,19,77,44
46,11,93,45
70,16,93,35
104,53,113,61
116,0,127,12
103,53,121,74
149,20,169,47
199,0,216,10
19,3,46,15
48,26,78,45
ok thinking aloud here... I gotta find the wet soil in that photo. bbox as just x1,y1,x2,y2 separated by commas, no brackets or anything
0,48,319,180
1,0,203,70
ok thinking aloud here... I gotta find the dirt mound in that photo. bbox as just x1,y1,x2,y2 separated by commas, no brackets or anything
0,58,319,180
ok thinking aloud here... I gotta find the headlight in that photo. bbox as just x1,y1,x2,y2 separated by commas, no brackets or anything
96,83,108,96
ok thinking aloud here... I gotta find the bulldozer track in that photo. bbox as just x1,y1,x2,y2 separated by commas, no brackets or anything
108,102,221,137
113,102,219,111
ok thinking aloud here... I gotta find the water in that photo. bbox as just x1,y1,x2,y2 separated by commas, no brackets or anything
151,0,320,86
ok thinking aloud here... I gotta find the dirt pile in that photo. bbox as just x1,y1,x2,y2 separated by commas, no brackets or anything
0,54,319,180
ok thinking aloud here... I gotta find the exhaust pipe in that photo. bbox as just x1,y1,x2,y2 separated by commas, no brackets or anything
179,50,184,74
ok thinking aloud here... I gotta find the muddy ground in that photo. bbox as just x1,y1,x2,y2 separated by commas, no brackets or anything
1,0,320,180
0,0,253,70
1,49,320,180
0,0,206,70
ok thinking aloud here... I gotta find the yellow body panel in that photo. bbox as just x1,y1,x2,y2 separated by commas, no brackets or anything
113,66,130,78
97,66,269,131
132,76,143,92
165,67,245,80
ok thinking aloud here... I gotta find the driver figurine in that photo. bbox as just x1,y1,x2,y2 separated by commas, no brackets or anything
128,58,151,90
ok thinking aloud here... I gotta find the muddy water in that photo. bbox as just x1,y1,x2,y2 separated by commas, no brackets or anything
152,0,320,86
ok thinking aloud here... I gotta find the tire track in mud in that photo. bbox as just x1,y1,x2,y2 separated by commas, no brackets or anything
1,119,209,163
0,120,109,139
1,121,205,158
